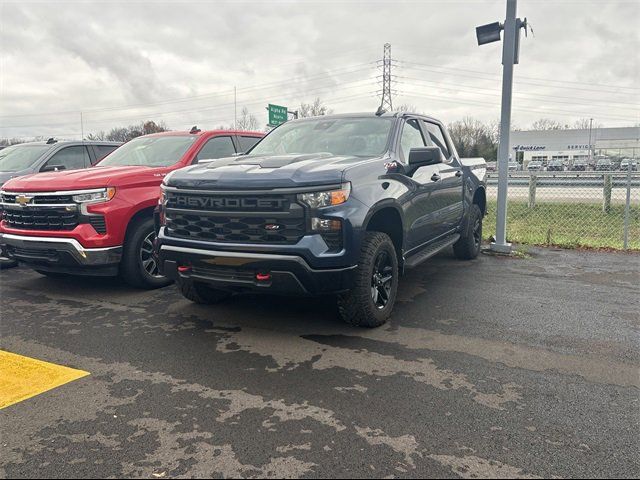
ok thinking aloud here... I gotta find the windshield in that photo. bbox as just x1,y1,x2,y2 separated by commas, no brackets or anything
0,144,51,172
98,135,197,167
248,117,394,157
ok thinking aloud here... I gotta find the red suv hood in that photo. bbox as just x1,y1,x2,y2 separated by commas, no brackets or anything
1,166,170,192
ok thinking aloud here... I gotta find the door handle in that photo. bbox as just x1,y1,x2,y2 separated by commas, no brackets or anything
455,170,463,177
431,173,441,182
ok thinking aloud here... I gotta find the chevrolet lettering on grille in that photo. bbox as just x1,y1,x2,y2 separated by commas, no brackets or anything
174,196,287,210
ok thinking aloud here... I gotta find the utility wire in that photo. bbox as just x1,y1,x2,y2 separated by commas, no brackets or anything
398,60,640,92
2,77,379,130
396,76,640,111
398,90,639,122
0,63,376,119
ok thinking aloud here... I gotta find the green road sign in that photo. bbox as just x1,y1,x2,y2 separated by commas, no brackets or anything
268,104,288,127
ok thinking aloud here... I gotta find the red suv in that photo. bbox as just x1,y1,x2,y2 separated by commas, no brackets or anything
0,128,264,288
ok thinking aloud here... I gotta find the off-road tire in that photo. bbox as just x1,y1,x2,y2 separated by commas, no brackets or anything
178,278,232,304
121,217,172,289
453,204,483,260
337,231,398,328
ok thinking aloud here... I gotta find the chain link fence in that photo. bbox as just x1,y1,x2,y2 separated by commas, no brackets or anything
485,169,640,250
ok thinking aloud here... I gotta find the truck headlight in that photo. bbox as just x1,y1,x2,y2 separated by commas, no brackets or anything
72,188,116,204
297,183,351,208
158,188,167,226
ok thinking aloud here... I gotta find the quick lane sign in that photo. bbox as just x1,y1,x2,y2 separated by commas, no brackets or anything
268,104,288,127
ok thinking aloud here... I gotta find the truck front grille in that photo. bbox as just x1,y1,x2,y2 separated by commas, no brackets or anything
3,209,79,231
166,214,305,244
0,193,75,205
165,191,306,245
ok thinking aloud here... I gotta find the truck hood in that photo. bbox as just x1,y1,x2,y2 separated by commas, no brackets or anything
166,153,374,190
1,165,168,192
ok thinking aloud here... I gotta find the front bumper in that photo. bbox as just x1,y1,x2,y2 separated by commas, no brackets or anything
0,233,122,276
158,244,358,295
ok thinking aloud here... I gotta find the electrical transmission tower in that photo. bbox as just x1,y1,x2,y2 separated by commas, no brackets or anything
379,43,393,112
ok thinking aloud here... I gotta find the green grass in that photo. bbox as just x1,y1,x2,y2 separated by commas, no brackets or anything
485,201,640,250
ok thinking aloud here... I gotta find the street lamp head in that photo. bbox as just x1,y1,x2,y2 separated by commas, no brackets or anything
476,21,503,45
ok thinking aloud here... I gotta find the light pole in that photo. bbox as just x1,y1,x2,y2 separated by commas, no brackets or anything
588,117,593,166
476,0,527,254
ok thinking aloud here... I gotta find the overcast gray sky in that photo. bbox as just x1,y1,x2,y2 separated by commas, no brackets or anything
1,0,638,139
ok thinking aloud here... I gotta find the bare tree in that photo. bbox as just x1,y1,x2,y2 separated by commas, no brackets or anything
100,120,169,142
393,104,421,114
448,117,498,161
236,107,259,131
298,98,332,118
530,118,564,131
572,118,603,130
105,127,132,142
141,120,168,135
0,138,28,146
86,131,106,141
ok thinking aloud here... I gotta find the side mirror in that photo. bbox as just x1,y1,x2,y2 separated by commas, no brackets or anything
408,147,441,167
41,165,66,173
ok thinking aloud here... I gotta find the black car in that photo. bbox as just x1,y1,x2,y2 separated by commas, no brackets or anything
620,159,638,171
0,139,121,269
547,160,565,172
571,160,588,171
155,113,487,327
595,159,613,171
0,139,121,187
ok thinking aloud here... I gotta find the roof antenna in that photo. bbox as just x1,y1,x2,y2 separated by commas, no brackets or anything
375,106,386,117
189,126,201,134
46,137,57,144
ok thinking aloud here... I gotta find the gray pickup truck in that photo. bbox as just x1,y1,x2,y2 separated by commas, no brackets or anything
155,112,487,327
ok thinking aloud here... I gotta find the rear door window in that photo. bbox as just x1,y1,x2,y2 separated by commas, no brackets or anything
196,136,236,162
238,135,262,153
92,144,119,164
42,146,91,171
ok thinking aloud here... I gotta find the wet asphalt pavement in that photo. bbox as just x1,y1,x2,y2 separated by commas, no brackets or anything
0,247,638,478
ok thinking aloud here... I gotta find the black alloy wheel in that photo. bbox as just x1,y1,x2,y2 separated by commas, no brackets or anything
371,250,394,310
140,231,161,278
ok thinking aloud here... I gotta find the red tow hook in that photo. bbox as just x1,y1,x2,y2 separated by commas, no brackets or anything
177,265,192,274
255,272,271,282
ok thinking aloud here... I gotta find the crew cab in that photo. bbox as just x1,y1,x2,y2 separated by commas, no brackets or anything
0,139,121,270
0,128,264,287
155,113,487,327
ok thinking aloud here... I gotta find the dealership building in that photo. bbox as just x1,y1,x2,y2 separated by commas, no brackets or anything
509,126,640,167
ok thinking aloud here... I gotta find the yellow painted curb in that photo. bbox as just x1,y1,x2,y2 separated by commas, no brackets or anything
0,350,90,410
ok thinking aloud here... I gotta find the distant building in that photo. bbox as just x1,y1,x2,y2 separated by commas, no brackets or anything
509,126,640,167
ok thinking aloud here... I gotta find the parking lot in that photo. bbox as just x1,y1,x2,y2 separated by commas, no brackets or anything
1,247,638,478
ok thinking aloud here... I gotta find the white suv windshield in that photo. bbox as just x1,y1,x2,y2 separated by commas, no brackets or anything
0,144,51,172
98,135,197,167
248,117,394,157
